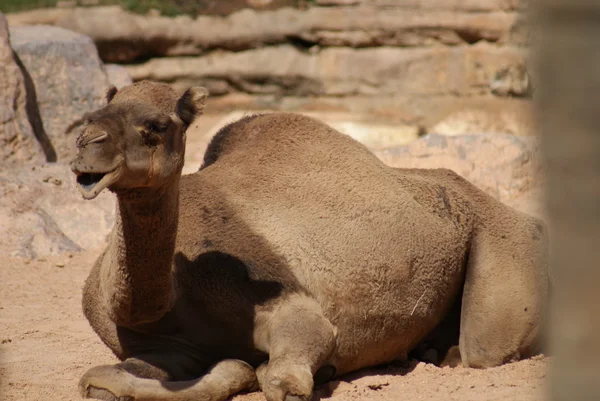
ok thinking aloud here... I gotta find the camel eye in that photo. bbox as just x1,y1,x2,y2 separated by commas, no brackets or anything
147,119,169,133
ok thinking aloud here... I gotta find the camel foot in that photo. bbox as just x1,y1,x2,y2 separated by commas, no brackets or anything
86,386,133,401
259,363,313,401
79,365,136,400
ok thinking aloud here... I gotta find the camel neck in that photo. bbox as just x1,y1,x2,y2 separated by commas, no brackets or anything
106,178,180,326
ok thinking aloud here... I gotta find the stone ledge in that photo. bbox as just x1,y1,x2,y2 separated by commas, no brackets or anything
126,44,527,98
7,5,521,62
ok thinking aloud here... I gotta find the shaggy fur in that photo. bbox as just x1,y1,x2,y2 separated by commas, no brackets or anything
71,81,548,401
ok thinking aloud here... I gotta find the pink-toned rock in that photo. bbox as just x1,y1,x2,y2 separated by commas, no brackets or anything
375,133,543,205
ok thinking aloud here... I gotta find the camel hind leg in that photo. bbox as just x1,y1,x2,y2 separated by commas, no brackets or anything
458,213,549,368
79,358,257,401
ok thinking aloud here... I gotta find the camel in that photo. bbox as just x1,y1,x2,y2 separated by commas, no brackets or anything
70,80,548,401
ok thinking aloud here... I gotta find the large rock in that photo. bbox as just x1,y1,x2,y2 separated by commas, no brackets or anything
375,133,543,204
0,163,115,258
8,25,112,161
126,43,525,97
0,13,48,169
7,6,520,63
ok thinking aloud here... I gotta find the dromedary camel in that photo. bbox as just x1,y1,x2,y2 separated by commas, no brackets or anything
70,81,548,401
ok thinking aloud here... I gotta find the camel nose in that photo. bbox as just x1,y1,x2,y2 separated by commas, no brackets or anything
69,158,81,174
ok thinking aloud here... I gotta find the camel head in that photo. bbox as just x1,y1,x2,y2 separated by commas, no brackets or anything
70,80,208,200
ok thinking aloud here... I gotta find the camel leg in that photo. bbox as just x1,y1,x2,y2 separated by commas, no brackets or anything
79,358,257,401
459,217,548,368
256,295,337,401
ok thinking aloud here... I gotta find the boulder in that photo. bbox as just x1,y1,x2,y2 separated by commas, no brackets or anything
0,13,48,169
7,6,520,63
375,133,543,204
0,163,115,259
8,25,112,161
126,43,526,97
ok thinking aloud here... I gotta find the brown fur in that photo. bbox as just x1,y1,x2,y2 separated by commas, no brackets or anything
71,81,548,401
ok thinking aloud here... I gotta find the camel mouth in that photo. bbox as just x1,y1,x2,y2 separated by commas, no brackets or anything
74,169,118,200
77,172,105,191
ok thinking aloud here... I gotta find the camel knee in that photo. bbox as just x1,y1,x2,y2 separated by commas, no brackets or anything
255,295,338,401
257,295,337,367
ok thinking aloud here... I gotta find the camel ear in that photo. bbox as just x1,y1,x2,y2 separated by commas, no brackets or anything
106,85,118,103
176,87,208,126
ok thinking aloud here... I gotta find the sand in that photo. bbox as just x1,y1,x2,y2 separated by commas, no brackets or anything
0,251,548,401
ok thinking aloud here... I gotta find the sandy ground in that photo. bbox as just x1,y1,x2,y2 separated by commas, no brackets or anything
0,250,549,401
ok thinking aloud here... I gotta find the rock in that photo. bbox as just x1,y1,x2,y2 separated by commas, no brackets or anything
8,25,112,161
375,133,543,204
7,6,520,63
0,12,48,169
104,64,132,89
126,43,525,97
0,163,115,258
489,63,532,97
428,98,535,136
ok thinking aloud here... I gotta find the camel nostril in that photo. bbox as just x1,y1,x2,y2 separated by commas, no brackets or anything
69,161,80,173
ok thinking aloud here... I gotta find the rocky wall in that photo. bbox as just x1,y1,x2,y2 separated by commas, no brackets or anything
6,2,532,129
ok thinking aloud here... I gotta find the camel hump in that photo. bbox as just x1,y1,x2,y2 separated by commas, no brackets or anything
201,114,264,169
200,112,360,171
